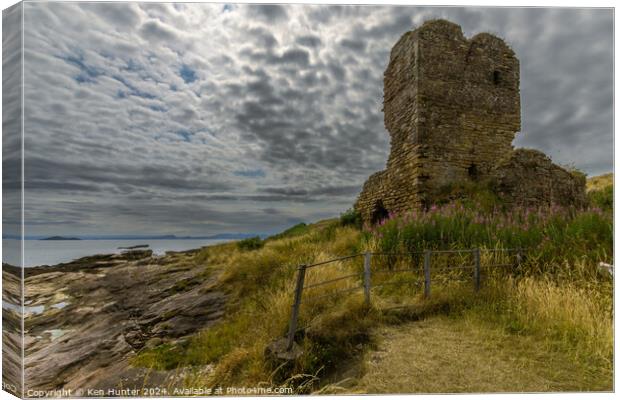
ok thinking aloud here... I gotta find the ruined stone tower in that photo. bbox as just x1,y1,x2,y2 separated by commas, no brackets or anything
355,19,585,224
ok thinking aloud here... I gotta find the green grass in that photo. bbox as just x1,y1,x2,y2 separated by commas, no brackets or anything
586,172,613,212
267,223,309,241
589,185,612,210
132,343,187,370
586,173,613,213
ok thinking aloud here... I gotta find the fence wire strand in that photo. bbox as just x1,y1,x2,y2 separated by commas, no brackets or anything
371,279,423,290
304,273,359,290
373,268,422,274
304,253,363,269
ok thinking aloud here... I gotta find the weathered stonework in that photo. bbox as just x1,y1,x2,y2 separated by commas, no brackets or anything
355,19,585,224
489,149,587,208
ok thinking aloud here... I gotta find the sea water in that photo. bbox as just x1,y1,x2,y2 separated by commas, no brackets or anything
2,239,230,268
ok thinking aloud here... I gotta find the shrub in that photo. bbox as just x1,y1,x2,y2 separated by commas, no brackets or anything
237,236,264,251
340,208,362,229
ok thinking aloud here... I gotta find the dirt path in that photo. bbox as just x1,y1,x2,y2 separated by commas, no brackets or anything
351,316,611,393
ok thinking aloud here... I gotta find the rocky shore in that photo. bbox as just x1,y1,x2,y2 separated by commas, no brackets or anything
2,247,227,394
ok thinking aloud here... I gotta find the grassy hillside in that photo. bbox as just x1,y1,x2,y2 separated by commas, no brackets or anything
587,172,613,192
131,182,613,393
587,173,613,211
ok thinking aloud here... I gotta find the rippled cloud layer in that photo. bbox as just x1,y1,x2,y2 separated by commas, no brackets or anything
16,3,613,236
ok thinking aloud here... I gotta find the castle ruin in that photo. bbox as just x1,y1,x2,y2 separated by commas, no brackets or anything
355,19,586,224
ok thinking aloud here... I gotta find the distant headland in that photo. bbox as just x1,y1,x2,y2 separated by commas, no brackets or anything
26,233,264,241
40,236,81,241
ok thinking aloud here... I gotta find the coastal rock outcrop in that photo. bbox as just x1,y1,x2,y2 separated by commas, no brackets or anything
3,249,227,392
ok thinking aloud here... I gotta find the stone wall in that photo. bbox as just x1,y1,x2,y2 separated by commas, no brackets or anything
489,149,587,208
355,19,585,224
416,22,520,193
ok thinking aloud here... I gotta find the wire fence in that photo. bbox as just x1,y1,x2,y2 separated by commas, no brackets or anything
285,247,525,351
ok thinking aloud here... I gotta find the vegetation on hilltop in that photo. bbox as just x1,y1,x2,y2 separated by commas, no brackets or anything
587,172,613,211
586,172,613,192
267,222,309,241
132,174,613,393
236,236,264,251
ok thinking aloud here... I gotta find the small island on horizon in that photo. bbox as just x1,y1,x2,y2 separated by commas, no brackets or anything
34,233,264,241
40,236,82,241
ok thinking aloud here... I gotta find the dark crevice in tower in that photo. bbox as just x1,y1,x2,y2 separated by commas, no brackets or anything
493,70,501,85
371,200,389,225
468,164,479,180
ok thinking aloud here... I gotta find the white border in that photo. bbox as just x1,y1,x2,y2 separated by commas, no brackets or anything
0,2,616,400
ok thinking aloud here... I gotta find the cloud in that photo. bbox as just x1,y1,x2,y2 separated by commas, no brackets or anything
247,4,289,23
83,3,142,30
2,3,23,236
278,48,311,66
339,38,366,52
17,3,613,237
138,19,178,42
296,34,322,48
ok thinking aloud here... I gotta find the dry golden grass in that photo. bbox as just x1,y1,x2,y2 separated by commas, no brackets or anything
185,223,365,388
352,274,613,394
501,276,613,367
355,315,611,394
586,172,613,192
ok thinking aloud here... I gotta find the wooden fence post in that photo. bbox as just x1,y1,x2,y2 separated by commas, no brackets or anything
286,264,307,351
364,251,371,307
424,250,431,298
473,248,481,291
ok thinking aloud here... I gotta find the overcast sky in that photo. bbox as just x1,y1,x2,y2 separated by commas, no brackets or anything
13,3,614,236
